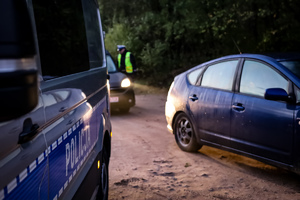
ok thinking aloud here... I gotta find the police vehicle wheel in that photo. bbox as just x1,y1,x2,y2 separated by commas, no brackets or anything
98,147,109,200
174,113,202,152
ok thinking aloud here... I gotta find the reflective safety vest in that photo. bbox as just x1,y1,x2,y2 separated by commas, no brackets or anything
118,52,133,73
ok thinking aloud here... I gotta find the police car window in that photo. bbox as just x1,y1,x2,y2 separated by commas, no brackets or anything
82,0,104,68
33,0,90,78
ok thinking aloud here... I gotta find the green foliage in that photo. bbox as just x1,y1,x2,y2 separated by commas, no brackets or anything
104,23,130,59
99,0,300,87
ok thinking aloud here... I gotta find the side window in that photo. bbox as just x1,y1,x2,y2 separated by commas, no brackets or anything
187,67,204,85
201,60,238,90
33,0,90,78
295,86,300,103
107,54,117,73
82,0,104,68
240,60,289,97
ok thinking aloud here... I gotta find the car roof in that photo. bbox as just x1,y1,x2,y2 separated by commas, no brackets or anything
215,53,275,60
219,52,300,62
196,53,300,68
193,53,275,68
261,52,300,62
184,52,300,87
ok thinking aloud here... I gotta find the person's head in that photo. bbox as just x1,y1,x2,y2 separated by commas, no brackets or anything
117,45,126,54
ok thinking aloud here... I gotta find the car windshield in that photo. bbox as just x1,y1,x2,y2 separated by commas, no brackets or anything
280,60,300,79
107,54,117,73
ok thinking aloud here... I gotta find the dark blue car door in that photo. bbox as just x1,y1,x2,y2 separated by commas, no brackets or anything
188,60,239,146
231,59,294,164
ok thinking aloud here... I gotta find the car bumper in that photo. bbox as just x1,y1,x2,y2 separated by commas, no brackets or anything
110,87,135,108
165,100,176,134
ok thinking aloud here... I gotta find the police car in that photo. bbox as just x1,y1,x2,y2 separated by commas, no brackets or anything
0,0,111,199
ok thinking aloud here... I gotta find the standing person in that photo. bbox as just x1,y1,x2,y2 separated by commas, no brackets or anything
117,45,137,81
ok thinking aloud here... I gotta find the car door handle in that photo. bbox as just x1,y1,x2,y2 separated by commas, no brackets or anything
67,119,75,125
232,103,245,112
59,107,67,112
189,94,198,101
18,123,40,144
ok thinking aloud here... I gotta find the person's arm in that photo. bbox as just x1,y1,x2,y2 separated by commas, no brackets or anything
130,53,137,71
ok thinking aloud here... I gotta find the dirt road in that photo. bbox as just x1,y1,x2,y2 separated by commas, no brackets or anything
109,90,300,200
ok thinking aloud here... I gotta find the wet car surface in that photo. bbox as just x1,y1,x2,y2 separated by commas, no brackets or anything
165,53,300,173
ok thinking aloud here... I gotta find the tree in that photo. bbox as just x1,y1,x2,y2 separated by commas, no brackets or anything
99,0,300,86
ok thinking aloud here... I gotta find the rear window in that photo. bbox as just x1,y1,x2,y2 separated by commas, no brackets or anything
201,60,238,91
187,67,204,85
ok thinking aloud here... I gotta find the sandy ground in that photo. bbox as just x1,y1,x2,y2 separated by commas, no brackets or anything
108,86,300,200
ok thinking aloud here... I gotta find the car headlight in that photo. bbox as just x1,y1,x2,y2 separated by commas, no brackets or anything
121,78,131,88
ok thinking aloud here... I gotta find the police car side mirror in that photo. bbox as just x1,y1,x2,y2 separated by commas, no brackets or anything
0,0,38,122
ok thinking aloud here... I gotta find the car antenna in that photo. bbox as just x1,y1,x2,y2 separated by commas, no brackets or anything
231,37,242,54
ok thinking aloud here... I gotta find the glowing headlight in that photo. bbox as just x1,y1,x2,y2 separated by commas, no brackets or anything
121,78,131,88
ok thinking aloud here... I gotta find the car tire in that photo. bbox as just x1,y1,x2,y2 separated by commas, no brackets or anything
174,113,202,152
97,147,109,200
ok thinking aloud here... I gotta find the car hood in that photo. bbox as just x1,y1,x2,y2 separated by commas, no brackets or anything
109,72,128,88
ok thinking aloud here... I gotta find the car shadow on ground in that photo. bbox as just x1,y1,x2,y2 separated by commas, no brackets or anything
110,106,142,116
194,146,300,189
110,109,130,116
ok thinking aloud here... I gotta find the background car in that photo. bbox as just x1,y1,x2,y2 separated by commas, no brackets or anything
165,53,300,174
107,51,135,113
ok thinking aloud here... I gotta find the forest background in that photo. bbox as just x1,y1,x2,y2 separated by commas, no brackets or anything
99,0,300,87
